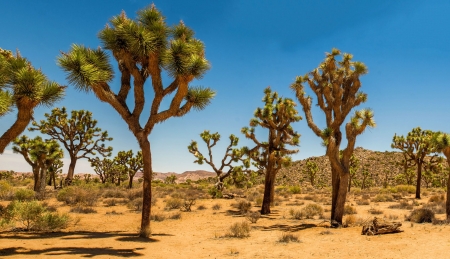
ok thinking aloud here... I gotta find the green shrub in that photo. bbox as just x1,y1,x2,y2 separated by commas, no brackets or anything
288,186,301,194
165,197,183,210
227,221,251,238
8,201,45,230
208,187,223,198
0,180,14,200
373,194,394,202
127,198,143,211
57,186,99,206
37,212,70,231
343,205,357,215
407,208,435,223
14,188,35,201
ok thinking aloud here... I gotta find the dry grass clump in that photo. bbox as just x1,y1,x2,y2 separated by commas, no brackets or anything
278,232,300,243
165,197,183,210
246,211,261,223
57,186,99,206
168,212,182,220
197,205,207,210
368,207,384,215
127,198,143,211
356,199,370,205
227,221,251,238
429,194,445,203
289,203,324,220
388,200,413,210
151,213,166,222
234,200,252,215
69,206,97,214
406,208,435,223
344,205,357,215
102,188,127,198
212,203,222,210
373,194,394,202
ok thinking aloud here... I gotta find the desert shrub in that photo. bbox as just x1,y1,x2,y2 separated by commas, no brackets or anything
388,200,413,210
343,215,357,226
14,188,35,201
168,212,182,220
286,200,305,206
102,188,127,198
208,187,223,198
407,208,435,223
212,203,222,210
181,198,196,212
278,232,300,243
106,210,122,215
356,199,370,205
246,211,261,223
288,186,301,194
165,198,183,210
127,198,143,211
246,191,259,202
289,208,304,220
41,202,58,212
234,200,252,215
0,180,14,200
373,194,394,202
303,195,315,200
254,197,263,206
151,213,166,222
227,221,251,238
126,188,143,201
57,186,98,206
422,202,445,214
103,198,118,207
170,192,183,199
396,185,416,194
368,207,384,215
344,205,357,215
386,214,399,220
302,203,324,219
36,212,70,231
429,194,445,203
70,206,97,214
361,194,371,200
197,205,207,210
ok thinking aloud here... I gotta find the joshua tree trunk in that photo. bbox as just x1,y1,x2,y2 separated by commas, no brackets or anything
39,166,47,198
128,175,134,189
261,171,274,214
139,137,152,237
33,167,41,192
444,155,450,220
67,156,77,183
0,101,34,153
416,161,423,199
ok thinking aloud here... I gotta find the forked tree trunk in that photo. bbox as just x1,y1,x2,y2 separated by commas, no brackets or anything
415,161,422,199
139,137,152,237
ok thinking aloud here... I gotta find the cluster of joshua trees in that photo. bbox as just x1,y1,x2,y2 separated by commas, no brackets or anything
1,5,449,237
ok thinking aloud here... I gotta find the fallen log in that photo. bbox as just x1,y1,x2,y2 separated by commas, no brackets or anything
361,217,403,235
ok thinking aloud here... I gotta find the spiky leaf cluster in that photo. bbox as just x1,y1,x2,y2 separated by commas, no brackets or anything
391,127,439,162
57,5,214,136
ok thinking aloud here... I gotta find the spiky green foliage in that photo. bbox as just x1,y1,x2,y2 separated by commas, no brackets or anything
303,159,320,187
89,156,117,184
0,48,65,153
432,132,450,220
391,127,439,199
242,87,301,214
12,135,63,193
290,49,374,225
30,107,113,181
188,130,252,192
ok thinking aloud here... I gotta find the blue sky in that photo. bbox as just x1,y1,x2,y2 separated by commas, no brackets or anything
1,1,449,174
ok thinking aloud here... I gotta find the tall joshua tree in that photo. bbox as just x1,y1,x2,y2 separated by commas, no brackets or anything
391,127,439,199
432,132,450,219
291,49,375,226
188,130,250,191
30,107,113,183
57,5,214,237
242,87,301,214
0,48,65,153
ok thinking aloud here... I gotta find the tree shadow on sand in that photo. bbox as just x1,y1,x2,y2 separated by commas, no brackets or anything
0,231,175,257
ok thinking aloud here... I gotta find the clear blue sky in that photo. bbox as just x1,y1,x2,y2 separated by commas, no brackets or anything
1,1,449,174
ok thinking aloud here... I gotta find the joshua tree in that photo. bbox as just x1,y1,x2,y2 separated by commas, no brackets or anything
188,130,251,191
303,159,319,187
433,132,450,219
12,135,63,195
242,87,301,214
48,159,63,189
57,5,214,237
30,107,113,183
348,155,360,191
291,48,375,226
89,156,116,184
0,48,65,153
114,150,143,188
391,127,439,199
164,174,177,185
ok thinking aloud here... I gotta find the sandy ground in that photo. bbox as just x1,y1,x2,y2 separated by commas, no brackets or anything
1,193,449,259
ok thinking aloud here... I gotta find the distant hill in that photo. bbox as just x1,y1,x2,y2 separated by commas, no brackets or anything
277,147,448,188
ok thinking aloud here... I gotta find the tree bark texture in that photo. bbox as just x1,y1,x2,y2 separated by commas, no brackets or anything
261,171,274,215
139,137,152,237
415,161,422,199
